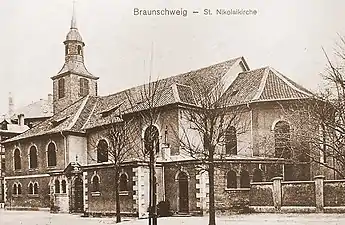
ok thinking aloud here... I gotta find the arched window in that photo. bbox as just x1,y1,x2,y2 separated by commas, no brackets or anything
97,140,108,163
119,173,128,191
226,170,237,188
144,125,160,155
55,180,60,194
29,146,38,169
61,180,67,193
77,45,82,55
225,126,237,155
240,170,250,188
92,176,100,192
253,168,263,182
58,78,65,99
14,148,21,170
13,183,17,195
79,78,89,97
28,183,34,194
47,143,57,167
34,182,39,194
17,183,22,195
274,121,292,159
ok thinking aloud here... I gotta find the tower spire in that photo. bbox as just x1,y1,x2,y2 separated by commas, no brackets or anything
71,0,77,29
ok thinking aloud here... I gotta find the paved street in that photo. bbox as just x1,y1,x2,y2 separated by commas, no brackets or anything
1,210,345,225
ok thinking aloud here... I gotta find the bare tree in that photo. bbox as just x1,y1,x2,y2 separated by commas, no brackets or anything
178,77,248,225
88,111,139,223
273,35,345,179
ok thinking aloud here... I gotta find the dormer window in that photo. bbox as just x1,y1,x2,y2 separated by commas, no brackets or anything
79,78,89,97
58,78,65,99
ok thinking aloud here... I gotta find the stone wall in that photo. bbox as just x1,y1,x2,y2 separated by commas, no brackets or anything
250,176,345,213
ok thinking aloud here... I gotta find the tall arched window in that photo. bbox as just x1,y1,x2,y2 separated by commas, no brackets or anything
225,126,237,155
97,140,108,163
144,125,160,155
79,78,89,97
14,148,21,170
28,183,34,194
55,180,60,194
13,183,17,195
252,168,263,182
240,170,250,188
119,173,128,191
274,121,292,159
65,45,69,55
47,143,57,167
92,176,100,192
34,182,39,194
29,146,38,169
58,78,65,99
61,180,67,193
226,170,237,188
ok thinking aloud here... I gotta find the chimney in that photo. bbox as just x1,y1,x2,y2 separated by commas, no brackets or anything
48,94,53,104
8,92,14,116
18,114,25,126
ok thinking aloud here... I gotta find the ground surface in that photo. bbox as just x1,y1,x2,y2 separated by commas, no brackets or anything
1,210,345,225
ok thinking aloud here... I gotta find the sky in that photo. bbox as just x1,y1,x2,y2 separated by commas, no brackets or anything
0,0,344,115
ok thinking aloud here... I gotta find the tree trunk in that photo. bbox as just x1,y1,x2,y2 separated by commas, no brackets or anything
208,162,216,225
115,166,121,223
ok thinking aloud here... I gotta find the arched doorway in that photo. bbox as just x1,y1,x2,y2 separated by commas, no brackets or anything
178,172,189,213
74,176,84,212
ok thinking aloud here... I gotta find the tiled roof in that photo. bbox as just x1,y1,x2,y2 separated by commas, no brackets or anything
56,59,97,79
221,67,313,106
4,58,313,143
12,99,53,119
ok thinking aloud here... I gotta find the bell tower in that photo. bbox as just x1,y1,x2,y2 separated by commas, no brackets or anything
51,3,99,114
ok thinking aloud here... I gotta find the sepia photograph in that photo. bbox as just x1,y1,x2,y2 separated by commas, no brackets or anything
0,0,345,225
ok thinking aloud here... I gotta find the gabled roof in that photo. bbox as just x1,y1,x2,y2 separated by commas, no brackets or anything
12,98,53,120
221,67,313,106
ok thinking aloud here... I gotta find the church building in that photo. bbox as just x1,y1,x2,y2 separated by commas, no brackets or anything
2,11,329,216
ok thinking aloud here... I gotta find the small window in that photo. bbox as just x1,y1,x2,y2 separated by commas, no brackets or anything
47,143,57,167
61,180,67,193
119,173,128,191
65,45,69,55
55,180,60,194
226,170,237,188
79,78,89,97
14,148,21,170
92,176,100,192
58,78,65,99
29,146,38,169
77,45,82,55
34,183,39,194
17,183,22,195
13,183,17,195
240,170,250,188
28,183,34,194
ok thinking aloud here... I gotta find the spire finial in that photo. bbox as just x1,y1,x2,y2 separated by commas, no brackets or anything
71,0,77,29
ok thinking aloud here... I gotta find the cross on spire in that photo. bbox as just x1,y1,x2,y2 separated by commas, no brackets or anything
71,0,77,29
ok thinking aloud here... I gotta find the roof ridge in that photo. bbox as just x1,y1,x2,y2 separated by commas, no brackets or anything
252,67,270,101
269,67,312,97
81,97,99,130
239,66,268,74
67,95,90,130
99,57,242,99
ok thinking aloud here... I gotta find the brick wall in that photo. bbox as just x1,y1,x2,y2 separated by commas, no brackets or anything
5,176,50,209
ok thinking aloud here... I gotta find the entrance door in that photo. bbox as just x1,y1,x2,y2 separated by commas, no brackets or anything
178,172,189,213
74,176,84,212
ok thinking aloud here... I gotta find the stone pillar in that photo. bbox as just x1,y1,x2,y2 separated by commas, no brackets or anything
314,175,325,212
272,177,283,211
